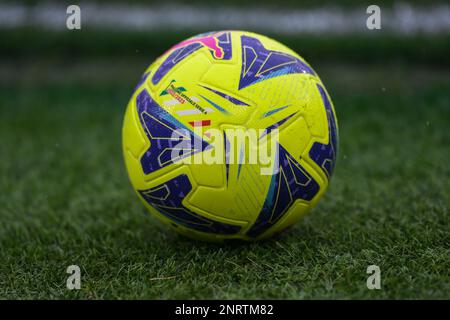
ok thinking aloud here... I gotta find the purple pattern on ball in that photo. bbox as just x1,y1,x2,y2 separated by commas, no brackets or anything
239,35,315,90
152,32,232,85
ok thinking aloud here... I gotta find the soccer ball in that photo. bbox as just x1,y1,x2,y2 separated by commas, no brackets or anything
122,31,338,241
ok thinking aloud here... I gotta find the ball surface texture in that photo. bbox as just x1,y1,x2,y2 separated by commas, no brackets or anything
123,31,338,241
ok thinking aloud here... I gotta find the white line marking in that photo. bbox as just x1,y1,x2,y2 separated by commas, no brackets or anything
0,3,448,35
176,107,214,116
164,99,181,106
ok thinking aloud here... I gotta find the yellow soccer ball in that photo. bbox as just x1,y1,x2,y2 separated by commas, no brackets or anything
122,31,338,241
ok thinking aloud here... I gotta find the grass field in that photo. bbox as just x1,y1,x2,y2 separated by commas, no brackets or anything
0,36,449,298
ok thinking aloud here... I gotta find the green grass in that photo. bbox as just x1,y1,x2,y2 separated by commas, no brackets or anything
0,58,448,299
